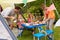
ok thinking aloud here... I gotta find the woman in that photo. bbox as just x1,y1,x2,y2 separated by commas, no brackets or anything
41,4,55,30
41,4,55,40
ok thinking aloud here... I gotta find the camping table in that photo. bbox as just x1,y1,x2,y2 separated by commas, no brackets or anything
21,23,46,29
21,23,46,40
21,23,46,34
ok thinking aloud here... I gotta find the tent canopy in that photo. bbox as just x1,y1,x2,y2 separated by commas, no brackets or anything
0,0,35,9
0,0,35,4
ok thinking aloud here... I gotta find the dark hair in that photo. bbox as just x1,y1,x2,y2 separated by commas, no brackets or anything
0,5,3,12
15,6,21,10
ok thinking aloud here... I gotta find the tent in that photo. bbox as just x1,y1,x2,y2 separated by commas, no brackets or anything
54,19,60,28
0,0,35,9
0,15,17,40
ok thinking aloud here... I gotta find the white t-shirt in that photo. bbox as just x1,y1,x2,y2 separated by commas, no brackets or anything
1,7,14,17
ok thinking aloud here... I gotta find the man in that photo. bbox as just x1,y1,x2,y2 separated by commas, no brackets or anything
1,6,21,30
41,4,55,40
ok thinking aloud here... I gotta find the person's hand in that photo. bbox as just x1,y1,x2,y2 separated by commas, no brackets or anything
42,21,46,23
11,16,15,19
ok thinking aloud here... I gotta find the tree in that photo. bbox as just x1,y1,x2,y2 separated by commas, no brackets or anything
15,0,60,21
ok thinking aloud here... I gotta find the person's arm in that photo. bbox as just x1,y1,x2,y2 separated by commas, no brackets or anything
5,9,15,19
5,16,11,18
44,18,50,22
43,11,46,21
42,17,50,24
5,16,15,20
43,11,51,23
17,14,21,21
42,11,50,23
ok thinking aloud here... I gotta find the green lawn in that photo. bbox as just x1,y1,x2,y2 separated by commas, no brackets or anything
18,27,60,40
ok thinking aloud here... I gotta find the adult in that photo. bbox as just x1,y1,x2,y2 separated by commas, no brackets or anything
41,4,55,40
1,6,21,30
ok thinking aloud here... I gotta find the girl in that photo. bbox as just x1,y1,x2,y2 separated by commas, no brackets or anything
27,13,34,23
17,14,24,37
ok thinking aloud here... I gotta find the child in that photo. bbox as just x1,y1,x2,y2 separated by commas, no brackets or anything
27,13,34,23
17,14,24,37
27,13,35,34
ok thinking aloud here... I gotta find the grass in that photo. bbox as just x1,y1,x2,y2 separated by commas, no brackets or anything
54,27,60,40
17,27,60,40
